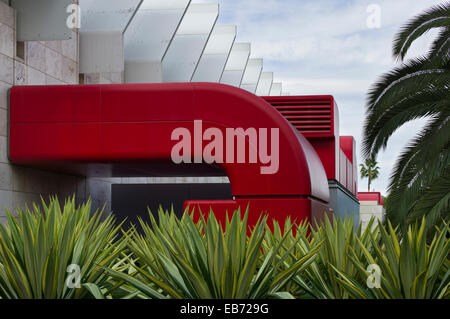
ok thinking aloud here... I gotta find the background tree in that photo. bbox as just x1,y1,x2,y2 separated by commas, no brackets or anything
362,3,450,233
360,157,380,191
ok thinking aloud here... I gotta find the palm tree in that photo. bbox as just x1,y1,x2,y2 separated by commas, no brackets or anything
362,3,450,232
360,158,380,192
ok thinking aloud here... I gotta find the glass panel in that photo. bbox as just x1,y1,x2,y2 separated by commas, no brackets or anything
80,0,142,32
176,3,219,34
220,42,250,87
269,82,282,96
192,54,229,82
241,84,258,93
203,25,236,55
124,0,191,82
241,58,262,93
162,3,218,82
192,25,236,82
223,43,250,71
162,34,209,82
220,70,244,87
125,8,187,61
255,72,273,96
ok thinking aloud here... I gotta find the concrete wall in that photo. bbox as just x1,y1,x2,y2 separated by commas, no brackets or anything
0,1,115,222
359,200,384,230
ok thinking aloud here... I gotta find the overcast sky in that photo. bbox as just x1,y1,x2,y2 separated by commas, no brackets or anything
198,0,445,195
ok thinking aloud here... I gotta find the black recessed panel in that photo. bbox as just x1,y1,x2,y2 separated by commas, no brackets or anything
111,183,232,230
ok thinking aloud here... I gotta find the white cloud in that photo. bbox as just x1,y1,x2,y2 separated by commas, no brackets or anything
282,77,372,95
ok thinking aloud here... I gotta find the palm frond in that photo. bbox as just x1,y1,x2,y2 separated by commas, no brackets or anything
384,114,450,229
364,91,449,157
393,3,450,60
409,169,450,228
366,57,444,111
429,27,450,59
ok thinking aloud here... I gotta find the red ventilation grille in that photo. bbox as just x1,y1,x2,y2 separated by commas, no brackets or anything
263,97,334,137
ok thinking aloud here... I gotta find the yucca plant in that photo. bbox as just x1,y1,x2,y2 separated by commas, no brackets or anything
334,218,450,299
289,216,380,299
0,196,128,299
262,218,317,298
106,207,321,299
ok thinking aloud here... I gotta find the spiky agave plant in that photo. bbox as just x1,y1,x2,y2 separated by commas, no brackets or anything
0,196,128,299
262,218,318,298
105,206,321,299
334,217,450,299
287,216,381,299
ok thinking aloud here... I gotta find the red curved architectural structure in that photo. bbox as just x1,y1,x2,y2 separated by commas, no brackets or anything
263,95,360,228
9,83,332,226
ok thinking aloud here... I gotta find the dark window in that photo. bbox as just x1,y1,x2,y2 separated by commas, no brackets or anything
111,183,232,231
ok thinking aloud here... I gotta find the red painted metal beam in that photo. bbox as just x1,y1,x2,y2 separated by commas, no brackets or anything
358,192,383,205
9,83,331,225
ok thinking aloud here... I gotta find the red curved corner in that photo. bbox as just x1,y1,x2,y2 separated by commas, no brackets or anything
9,83,331,223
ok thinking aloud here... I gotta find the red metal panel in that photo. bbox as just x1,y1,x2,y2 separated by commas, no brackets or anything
9,83,331,226
263,95,340,181
339,136,354,163
339,149,347,187
306,138,339,181
340,136,357,196
357,192,383,205
347,160,353,194
263,97,359,198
